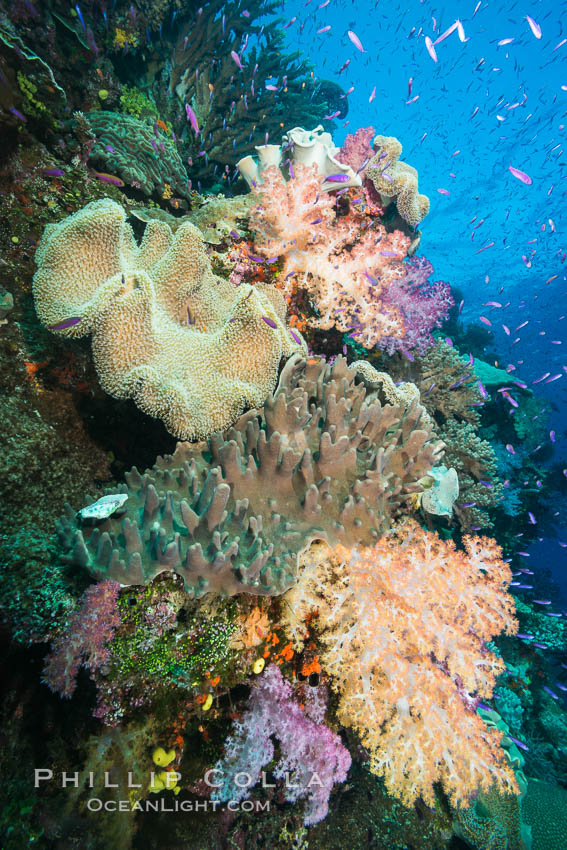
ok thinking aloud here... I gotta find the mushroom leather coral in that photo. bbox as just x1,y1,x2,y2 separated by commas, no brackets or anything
33,198,303,440
57,355,443,597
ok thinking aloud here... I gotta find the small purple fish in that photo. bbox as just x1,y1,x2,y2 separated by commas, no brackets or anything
261,316,277,328
185,104,200,134
290,329,301,344
48,316,83,331
325,173,351,183
543,686,559,700
43,168,64,177
508,736,529,752
347,30,365,53
10,107,26,123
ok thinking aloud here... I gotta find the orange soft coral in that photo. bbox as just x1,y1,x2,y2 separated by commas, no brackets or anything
230,605,271,650
282,521,519,809
249,163,411,348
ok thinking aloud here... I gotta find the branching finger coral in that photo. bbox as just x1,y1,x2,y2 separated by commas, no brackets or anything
282,520,519,809
33,198,303,440
56,354,443,597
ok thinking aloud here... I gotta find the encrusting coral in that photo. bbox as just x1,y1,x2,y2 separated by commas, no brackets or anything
33,198,303,440
366,134,430,228
56,354,443,597
282,520,519,809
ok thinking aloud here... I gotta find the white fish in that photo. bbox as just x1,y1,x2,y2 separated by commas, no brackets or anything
526,15,541,39
78,493,129,521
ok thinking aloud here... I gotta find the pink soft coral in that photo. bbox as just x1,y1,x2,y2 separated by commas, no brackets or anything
379,255,454,354
250,163,411,348
211,664,351,825
283,521,519,808
42,581,121,698
336,126,375,174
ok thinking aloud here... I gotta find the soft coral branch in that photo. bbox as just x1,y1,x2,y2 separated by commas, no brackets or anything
283,521,519,808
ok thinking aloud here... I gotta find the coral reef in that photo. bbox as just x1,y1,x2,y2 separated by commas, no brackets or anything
282,521,519,808
163,0,333,184
82,111,190,197
522,781,567,850
33,198,302,440
245,158,450,352
56,354,442,596
0,0,558,834
42,580,121,698
418,340,483,426
249,162,412,347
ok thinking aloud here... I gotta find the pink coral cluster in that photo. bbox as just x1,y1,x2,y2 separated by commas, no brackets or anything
211,664,351,825
250,163,411,348
42,580,121,699
249,161,451,352
378,255,454,354
338,127,384,215
336,125,375,174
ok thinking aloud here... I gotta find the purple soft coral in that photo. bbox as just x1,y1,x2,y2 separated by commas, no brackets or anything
210,665,351,825
42,580,121,698
379,255,454,355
